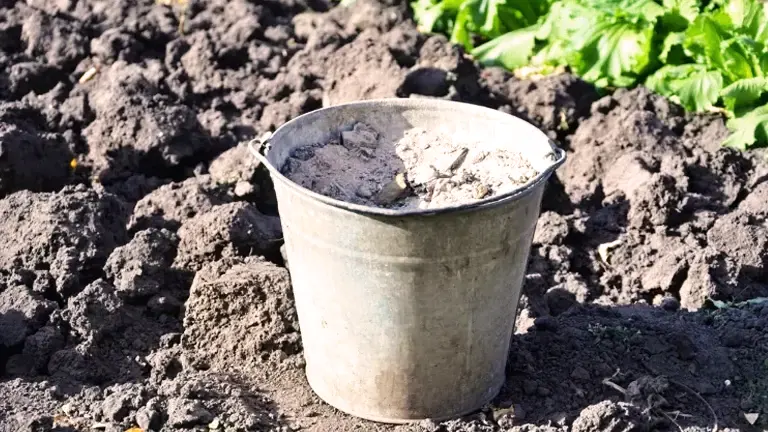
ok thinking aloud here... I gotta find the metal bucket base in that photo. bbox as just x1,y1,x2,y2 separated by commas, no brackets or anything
305,366,505,424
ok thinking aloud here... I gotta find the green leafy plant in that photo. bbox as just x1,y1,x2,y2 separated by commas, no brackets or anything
411,0,768,149
411,0,551,50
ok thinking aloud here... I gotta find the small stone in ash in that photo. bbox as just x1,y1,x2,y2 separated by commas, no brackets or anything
341,123,378,149
373,173,409,205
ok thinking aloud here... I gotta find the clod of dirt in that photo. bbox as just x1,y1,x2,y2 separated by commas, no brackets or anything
0,285,56,349
103,174,169,204
173,202,283,271
209,144,259,185
561,88,682,207
545,287,577,316
640,247,688,294
0,102,73,197
166,398,213,428
681,113,732,153
156,371,283,431
739,181,768,219
679,251,730,310
19,325,65,374
482,72,599,137
181,257,300,373
381,22,422,66
8,61,63,96
60,279,126,343
284,122,539,209
84,61,209,181
208,143,261,197
50,277,182,385
21,9,88,69
90,28,145,63
707,213,768,278
570,401,647,432
323,34,406,106
0,185,129,298
100,384,147,422
686,146,752,208
104,228,180,300
135,404,162,431
128,175,230,232
533,211,569,245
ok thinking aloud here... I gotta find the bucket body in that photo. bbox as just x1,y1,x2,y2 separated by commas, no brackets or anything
252,99,565,423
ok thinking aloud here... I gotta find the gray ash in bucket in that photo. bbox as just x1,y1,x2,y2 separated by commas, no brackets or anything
281,122,539,210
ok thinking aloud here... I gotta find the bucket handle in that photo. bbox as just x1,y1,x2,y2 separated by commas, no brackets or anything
247,133,272,168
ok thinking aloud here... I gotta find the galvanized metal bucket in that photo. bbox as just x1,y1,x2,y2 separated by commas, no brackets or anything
248,98,565,423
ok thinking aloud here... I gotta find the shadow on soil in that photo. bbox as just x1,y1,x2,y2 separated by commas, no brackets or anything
2,293,767,432
261,302,768,432
288,303,768,432
485,303,767,432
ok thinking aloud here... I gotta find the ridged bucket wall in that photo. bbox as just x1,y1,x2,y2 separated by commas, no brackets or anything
250,99,566,423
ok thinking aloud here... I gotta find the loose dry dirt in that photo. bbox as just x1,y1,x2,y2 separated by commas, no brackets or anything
1,0,767,431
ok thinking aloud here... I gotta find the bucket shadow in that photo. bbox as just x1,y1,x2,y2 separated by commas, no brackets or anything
492,306,745,430
268,301,767,432
491,302,767,431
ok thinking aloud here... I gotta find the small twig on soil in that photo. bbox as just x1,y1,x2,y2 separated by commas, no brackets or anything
661,410,685,432
602,378,628,396
669,379,719,432
666,410,693,419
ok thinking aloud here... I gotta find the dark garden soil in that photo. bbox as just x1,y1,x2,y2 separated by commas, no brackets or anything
1,0,767,431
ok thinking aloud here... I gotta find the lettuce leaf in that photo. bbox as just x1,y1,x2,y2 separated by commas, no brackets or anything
664,0,701,22
724,0,768,42
645,64,724,111
660,0,702,30
472,25,538,69
684,14,730,69
721,36,765,80
531,0,592,66
723,105,768,149
569,17,655,87
721,77,768,113
450,0,550,49
577,0,666,20
659,31,688,64
411,0,464,33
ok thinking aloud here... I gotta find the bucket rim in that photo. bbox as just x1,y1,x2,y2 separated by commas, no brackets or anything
249,98,566,217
